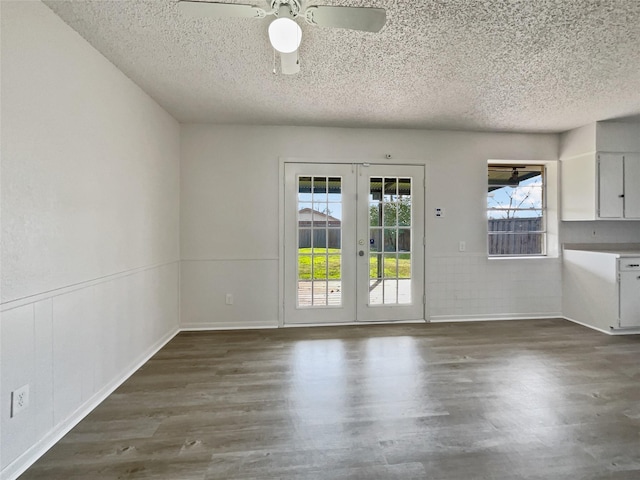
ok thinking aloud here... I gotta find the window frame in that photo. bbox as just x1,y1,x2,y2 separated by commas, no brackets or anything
487,163,547,257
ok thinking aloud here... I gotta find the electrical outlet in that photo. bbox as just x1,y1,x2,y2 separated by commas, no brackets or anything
225,294,233,305
11,384,29,417
459,241,466,252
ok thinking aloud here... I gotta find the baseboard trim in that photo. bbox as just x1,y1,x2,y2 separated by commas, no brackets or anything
283,319,426,328
429,313,562,323
1,327,180,480
180,323,278,331
561,316,640,335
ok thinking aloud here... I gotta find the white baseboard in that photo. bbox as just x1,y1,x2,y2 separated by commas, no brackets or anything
1,327,179,480
283,319,426,328
429,313,562,323
180,322,278,331
561,316,640,335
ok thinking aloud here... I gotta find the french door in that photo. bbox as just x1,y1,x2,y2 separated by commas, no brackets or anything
283,163,424,325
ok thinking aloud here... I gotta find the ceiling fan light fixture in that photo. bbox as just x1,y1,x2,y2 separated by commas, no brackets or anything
268,17,302,53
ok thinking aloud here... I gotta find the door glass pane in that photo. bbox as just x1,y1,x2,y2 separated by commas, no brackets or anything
298,177,312,202
384,253,398,278
312,281,325,305
298,230,311,249
314,229,327,249
328,228,341,249
370,178,383,202
384,178,397,202
399,253,411,279
369,228,381,252
314,253,329,279
298,175,342,307
327,177,342,204
369,279,383,305
312,177,327,201
369,253,381,279
370,202,381,226
398,178,412,226
383,202,397,226
398,228,411,252
383,279,398,304
315,204,329,226
369,177,412,306
384,229,397,252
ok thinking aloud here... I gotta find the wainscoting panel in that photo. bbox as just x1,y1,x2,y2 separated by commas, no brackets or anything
180,259,279,329
0,262,179,480
427,254,562,321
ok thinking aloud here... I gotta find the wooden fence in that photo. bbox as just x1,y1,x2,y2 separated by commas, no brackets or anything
298,229,342,249
298,218,542,254
488,217,543,255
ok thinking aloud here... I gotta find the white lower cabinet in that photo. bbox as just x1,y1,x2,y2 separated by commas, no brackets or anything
563,248,640,333
619,258,640,327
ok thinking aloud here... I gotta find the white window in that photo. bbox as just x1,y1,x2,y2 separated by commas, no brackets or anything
487,164,546,256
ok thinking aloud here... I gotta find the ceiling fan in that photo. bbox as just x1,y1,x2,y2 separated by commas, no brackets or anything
177,0,386,74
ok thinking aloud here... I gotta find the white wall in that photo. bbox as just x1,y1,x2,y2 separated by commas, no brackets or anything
180,124,563,327
1,2,180,478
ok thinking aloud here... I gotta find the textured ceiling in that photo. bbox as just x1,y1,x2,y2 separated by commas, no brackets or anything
43,0,640,132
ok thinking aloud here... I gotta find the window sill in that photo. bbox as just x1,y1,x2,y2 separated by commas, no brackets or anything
488,255,558,260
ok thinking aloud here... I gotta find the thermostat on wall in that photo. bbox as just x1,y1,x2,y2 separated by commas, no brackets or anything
435,208,445,217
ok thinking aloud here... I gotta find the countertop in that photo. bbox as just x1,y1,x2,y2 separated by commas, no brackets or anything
563,243,640,257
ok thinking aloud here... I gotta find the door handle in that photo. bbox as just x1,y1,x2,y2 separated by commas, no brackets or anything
359,250,365,256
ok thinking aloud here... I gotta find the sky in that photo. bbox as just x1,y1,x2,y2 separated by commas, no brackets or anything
487,175,543,219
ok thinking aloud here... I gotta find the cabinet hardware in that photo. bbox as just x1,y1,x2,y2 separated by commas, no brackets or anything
619,194,625,198
627,264,640,267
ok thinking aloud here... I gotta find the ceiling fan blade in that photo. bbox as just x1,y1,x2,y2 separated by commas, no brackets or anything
178,1,266,19
305,6,386,32
280,50,300,75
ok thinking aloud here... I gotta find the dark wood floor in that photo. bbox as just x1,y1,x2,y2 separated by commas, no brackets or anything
20,319,640,479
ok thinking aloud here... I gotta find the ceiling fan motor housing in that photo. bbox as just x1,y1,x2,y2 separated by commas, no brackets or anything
271,0,301,18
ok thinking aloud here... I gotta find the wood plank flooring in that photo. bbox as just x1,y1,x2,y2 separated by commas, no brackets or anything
19,319,640,479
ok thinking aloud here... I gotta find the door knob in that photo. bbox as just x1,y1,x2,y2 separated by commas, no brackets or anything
359,250,365,256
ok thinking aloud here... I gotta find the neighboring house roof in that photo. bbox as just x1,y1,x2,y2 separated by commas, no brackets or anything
298,208,341,224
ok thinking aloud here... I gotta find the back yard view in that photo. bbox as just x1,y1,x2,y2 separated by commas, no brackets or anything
298,248,411,280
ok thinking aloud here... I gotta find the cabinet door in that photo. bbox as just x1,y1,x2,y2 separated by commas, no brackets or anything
620,271,640,327
624,153,640,219
598,153,624,218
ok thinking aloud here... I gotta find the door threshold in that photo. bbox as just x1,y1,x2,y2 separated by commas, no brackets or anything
283,319,427,328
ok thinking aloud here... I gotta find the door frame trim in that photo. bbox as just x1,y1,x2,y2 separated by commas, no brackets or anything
278,157,426,328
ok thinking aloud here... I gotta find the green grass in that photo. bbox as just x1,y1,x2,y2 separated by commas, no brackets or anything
298,248,341,280
370,255,411,279
298,248,411,280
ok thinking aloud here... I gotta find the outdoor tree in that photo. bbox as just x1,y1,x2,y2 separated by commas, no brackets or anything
487,176,542,219
370,196,412,225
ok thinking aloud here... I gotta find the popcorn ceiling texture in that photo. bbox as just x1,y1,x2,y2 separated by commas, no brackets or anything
43,0,640,132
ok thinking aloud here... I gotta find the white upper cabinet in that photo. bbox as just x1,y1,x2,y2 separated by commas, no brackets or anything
624,153,640,219
560,122,640,221
597,152,624,218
